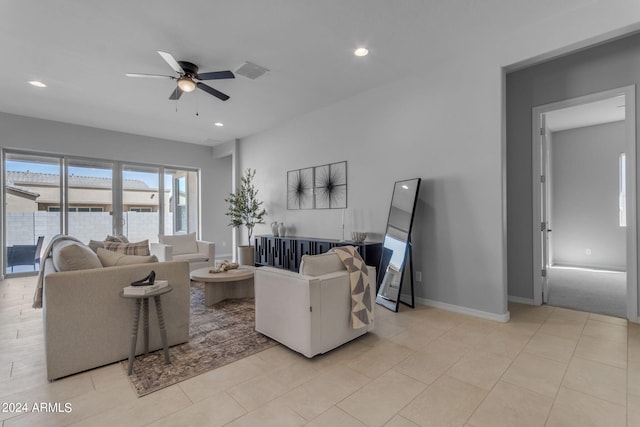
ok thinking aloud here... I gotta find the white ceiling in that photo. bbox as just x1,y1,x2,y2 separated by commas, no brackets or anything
0,0,593,146
545,95,626,132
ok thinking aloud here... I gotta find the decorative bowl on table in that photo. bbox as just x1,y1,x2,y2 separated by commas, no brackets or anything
351,232,367,243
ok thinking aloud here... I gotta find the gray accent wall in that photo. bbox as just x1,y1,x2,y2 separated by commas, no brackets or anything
0,112,232,247
550,122,626,270
507,32,640,301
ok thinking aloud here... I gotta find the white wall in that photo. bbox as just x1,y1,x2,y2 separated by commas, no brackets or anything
239,52,507,317
0,112,230,246
238,3,640,318
551,122,626,270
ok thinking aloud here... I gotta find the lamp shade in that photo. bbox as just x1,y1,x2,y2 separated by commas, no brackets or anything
177,76,196,93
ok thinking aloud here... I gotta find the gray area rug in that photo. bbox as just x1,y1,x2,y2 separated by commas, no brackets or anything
122,282,276,397
547,267,626,318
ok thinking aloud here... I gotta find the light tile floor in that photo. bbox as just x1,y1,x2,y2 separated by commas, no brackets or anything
1,275,640,426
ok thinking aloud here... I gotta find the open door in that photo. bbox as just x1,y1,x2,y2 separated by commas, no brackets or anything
539,114,550,303
532,86,637,320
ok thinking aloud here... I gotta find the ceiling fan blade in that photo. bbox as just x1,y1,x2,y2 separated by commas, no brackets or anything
125,73,174,79
169,87,183,100
197,82,230,101
197,70,235,80
157,51,184,74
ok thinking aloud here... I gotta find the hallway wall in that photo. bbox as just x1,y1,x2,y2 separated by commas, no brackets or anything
551,121,626,270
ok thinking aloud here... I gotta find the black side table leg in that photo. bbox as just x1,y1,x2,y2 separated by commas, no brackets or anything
154,295,171,364
127,299,142,375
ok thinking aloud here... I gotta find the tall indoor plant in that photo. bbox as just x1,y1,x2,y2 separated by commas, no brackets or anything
225,168,267,265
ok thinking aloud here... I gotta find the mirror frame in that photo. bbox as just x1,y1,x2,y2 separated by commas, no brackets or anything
376,177,421,312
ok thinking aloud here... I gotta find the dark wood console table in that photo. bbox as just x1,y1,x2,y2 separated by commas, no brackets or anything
254,235,382,273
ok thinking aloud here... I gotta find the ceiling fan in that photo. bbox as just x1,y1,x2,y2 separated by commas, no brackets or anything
126,51,235,101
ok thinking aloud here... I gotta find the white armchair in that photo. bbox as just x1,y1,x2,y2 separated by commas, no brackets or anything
150,232,215,272
255,251,375,358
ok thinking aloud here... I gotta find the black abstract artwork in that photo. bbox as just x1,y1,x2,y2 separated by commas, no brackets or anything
314,161,347,209
287,167,313,209
287,161,347,210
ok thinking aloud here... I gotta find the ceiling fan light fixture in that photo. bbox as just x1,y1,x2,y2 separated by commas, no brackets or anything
354,47,369,57
177,76,196,93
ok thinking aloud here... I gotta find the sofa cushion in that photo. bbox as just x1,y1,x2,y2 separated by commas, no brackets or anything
87,240,104,253
159,233,198,255
103,240,150,256
299,252,346,276
52,240,103,272
96,248,158,267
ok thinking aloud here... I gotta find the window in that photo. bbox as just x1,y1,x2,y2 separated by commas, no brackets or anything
49,207,104,212
620,152,627,227
4,149,200,276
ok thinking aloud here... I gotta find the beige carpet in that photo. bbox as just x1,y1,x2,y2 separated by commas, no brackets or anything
122,282,276,397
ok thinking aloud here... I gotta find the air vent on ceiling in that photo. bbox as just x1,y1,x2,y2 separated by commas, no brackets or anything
235,61,269,80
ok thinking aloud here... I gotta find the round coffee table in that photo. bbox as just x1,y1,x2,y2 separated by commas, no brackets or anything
190,266,255,306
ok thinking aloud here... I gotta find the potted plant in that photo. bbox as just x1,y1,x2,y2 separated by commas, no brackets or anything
225,168,267,265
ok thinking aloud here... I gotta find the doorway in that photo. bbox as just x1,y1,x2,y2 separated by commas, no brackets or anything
532,86,637,319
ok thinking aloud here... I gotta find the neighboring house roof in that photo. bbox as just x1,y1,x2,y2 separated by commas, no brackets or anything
5,171,153,190
6,185,40,199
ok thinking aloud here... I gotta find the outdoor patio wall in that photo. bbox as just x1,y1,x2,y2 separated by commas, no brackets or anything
238,3,640,319
6,212,171,247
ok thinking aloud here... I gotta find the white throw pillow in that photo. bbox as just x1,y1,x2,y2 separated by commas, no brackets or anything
52,240,103,272
299,252,346,276
159,233,198,255
97,248,158,267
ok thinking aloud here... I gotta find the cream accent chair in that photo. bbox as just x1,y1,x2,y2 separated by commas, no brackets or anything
254,251,375,358
150,232,215,271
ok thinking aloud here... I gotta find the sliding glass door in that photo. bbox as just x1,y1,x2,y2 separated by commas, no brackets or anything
122,165,161,243
66,159,114,242
3,150,200,277
164,168,199,236
4,153,62,275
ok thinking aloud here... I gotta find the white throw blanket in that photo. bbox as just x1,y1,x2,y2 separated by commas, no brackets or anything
332,245,373,329
32,235,84,309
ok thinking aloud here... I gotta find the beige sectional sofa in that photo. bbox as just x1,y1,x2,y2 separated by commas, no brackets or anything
42,258,191,380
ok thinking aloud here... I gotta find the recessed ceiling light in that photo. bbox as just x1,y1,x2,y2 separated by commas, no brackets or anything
214,122,224,127
28,80,47,88
354,47,369,57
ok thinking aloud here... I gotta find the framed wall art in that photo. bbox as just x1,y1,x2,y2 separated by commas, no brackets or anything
314,161,347,209
287,167,314,209
287,161,347,210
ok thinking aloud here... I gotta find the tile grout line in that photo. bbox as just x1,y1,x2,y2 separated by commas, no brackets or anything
541,309,590,426
456,313,547,426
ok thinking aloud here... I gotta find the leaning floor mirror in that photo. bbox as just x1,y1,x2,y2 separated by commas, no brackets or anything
376,178,421,312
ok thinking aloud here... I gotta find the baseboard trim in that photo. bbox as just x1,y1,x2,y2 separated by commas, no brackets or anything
508,295,537,305
415,296,510,323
